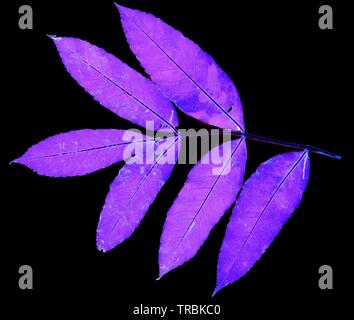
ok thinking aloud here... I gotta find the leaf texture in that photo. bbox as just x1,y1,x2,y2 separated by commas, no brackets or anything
14,129,148,177
215,151,310,295
118,5,244,131
159,138,247,277
96,136,179,252
51,36,179,132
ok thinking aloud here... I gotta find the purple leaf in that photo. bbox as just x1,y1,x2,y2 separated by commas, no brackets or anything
159,138,247,277
14,129,148,177
214,151,310,295
50,36,178,132
117,5,244,131
96,136,179,252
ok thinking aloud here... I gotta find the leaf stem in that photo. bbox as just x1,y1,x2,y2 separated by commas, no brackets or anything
231,131,342,160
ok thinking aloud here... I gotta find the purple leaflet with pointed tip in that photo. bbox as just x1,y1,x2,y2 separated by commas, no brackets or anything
159,138,247,277
50,36,178,132
117,5,244,131
96,136,179,252
214,151,310,295
14,129,151,177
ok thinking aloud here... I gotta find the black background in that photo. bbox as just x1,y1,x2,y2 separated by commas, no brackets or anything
1,0,352,317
